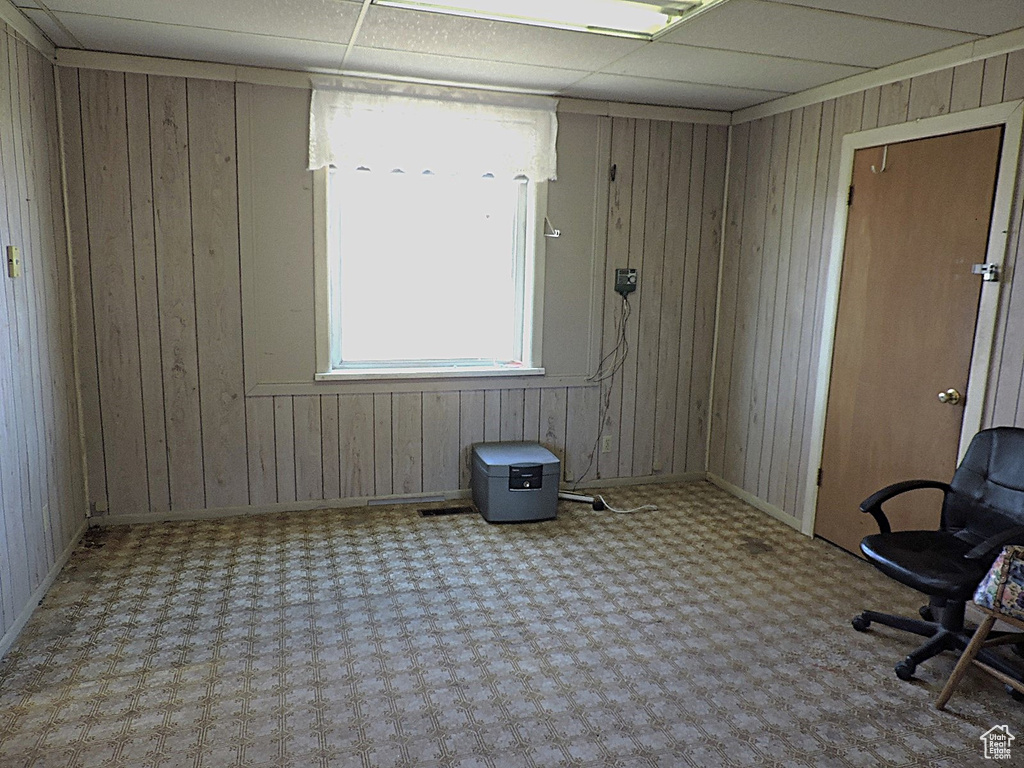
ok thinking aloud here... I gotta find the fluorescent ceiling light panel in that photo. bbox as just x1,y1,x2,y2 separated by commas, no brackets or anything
373,0,726,40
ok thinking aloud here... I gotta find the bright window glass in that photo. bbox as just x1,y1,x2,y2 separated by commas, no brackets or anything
330,169,529,368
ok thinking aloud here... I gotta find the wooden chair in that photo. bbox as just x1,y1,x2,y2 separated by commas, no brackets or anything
936,606,1024,709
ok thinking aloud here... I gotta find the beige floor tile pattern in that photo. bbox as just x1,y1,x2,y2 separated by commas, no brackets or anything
1,481,1023,767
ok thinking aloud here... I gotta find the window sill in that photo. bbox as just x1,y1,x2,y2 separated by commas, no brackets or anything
315,366,546,382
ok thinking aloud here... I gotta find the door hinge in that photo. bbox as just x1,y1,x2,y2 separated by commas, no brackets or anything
847,185,854,207
972,263,1000,282
610,163,617,182
817,467,823,487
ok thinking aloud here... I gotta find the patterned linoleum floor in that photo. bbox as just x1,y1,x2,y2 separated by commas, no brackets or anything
1,481,1023,768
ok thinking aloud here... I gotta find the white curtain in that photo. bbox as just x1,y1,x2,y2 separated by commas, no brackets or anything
308,78,558,180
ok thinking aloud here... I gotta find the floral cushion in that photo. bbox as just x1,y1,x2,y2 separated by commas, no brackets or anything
974,545,1024,621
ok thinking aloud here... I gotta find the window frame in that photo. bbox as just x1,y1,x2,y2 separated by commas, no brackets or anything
313,167,547,382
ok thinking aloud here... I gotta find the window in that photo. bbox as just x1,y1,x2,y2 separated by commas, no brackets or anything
309,80,557,380
325,168,535,375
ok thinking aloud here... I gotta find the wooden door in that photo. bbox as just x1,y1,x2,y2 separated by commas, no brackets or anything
814,127,1003,555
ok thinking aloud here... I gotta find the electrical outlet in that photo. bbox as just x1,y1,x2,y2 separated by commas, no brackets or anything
6,245,21,278
601,435,613,453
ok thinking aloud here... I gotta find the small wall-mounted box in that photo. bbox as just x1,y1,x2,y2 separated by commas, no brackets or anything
471,442,560,523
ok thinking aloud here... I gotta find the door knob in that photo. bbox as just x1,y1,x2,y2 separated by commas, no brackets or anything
937,388,962,405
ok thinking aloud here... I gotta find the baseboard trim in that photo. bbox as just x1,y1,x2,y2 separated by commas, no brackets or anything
705,473,805,534
0,518,89,659
92,473,708,527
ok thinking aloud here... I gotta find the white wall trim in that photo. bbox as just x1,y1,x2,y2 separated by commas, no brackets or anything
800,100,1024,538
54,48,731,125
733,27,1024,125
0,0,55,59
706,472,803,533
0,519,88,658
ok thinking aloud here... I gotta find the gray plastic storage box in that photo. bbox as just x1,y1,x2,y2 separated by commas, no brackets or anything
471,442,560,523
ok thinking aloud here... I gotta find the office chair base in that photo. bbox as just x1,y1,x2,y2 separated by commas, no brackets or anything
853,608,1024,688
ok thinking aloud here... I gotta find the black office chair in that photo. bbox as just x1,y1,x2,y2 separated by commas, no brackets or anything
853,426,1024,683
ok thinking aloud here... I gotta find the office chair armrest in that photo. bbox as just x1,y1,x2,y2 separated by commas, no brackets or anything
965,525,1024,561
859,479,952,534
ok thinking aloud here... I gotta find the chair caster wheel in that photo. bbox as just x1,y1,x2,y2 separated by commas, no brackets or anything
919,605,934,621
852,615,871,632
895,660,916,681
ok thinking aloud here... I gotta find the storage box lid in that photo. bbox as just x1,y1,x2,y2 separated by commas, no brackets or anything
473,442,560,477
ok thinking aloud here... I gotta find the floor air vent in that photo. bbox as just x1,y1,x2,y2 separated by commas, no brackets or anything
419,506,475,517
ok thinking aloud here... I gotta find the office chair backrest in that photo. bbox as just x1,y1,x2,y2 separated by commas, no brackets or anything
944,427,1024,543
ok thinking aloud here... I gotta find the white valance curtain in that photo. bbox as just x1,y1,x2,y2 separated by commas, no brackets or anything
308,79,558,180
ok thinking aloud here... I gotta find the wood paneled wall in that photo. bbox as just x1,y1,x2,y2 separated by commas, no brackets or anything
710,49,1024,526
61,69,727,519
0,25,86,646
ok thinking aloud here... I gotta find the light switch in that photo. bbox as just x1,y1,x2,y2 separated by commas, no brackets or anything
6,245,20,278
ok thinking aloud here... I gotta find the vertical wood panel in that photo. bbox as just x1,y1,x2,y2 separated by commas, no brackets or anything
656,123,692,475
59,66,107,511
339,393,375,497
907,69,954,120
188,78,249,508
245,396,277,505
124,73,171,514
321,395,340,500
631,120,670,477
708,122,750,476
80,69,149,518
392,393,422,494
860,86,880,130
523,389,541,443
498,389,525,441
293,395,322,501
598,117,634,478
685,125,726,473
373,393,393,495
274,396,296,503
1004,49,1024,102
459,391,485,489
950,61,985,113
422,392,460,493
876,79,910,127
981,55,1007,107
539,388,568,471
748,111,794,496
483,390,501,442
565,386,599,485
617,120,650,477
150,75,205,510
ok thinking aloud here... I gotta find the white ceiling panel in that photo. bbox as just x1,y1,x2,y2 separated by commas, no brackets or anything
356,6,645,71
345,47,590,93
28,1,360,45
603,42,866,93
662,0,977,68
21,9,80,48
564,73,786,110
61,15,351,71
767,0,1024,36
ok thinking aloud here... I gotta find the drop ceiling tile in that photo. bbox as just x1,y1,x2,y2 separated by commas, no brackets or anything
37,1,360,44
662,0,977,68
61,14,351,71
564,73,785,111
356,5,645,71
765,0,1024,36
345,47,588,92
22,9,80,48
603,42,866,93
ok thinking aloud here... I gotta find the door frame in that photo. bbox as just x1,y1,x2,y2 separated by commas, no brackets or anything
802,100,1024,537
